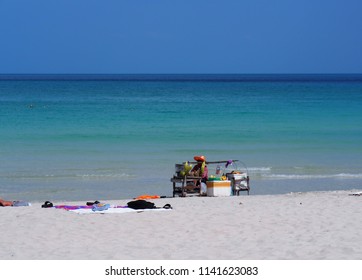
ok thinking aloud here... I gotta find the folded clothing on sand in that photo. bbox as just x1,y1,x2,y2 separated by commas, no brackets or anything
127,199,172,210
12,201,31,207
127,200,156,209
0,200,31,207
92,203,110,211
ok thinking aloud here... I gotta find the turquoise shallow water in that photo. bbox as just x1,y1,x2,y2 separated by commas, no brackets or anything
1,74,362,201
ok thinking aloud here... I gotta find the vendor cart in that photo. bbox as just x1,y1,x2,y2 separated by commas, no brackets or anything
171,159,250,197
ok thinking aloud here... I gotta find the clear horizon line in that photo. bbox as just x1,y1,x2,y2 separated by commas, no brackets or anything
1,72,362,75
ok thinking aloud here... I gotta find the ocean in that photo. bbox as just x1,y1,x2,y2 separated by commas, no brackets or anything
1,74,362,202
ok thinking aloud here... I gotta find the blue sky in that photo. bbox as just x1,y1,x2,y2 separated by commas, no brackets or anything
0,0,361,74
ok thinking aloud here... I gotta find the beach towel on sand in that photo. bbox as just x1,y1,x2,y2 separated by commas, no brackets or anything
45,199,172,214
69,207,172,214
53,204,127,210
49,202,172,214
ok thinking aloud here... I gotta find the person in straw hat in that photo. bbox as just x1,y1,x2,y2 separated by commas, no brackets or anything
188,155,208,195
190,155,208,180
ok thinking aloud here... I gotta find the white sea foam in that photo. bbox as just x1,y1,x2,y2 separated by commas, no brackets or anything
78,173,134,179
333,173,362,178
262,173,362,180
247,167,272,172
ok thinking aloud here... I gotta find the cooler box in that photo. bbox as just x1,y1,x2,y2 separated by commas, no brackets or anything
206,180,231,197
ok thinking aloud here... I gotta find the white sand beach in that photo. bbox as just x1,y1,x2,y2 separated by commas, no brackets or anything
1,190,362,260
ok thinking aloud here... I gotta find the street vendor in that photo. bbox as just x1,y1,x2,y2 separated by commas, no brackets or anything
190,155,208,184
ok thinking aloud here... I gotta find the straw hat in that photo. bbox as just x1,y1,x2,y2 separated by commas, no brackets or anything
194,155,206,162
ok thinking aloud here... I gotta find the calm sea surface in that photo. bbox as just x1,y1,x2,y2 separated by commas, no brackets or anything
1,74,362,202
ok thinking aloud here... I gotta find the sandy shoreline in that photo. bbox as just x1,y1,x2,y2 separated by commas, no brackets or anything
1,189,362,260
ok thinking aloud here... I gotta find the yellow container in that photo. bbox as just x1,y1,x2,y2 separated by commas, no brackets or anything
206,180,231,196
